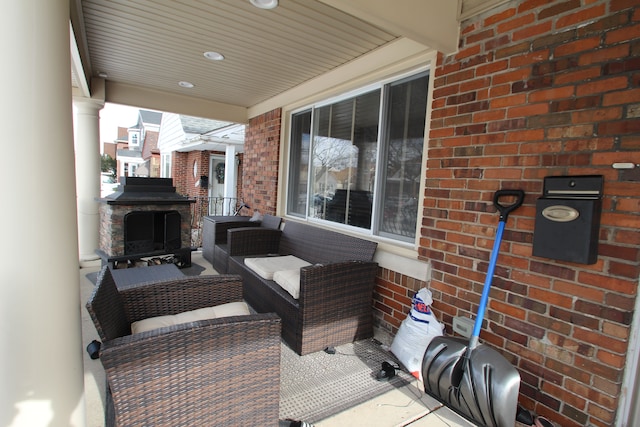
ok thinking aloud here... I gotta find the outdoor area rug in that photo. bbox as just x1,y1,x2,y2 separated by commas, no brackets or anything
279,338,414,423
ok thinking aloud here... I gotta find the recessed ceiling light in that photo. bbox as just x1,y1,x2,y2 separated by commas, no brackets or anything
178,81,194,88
250,0,278,9
204,51,225,61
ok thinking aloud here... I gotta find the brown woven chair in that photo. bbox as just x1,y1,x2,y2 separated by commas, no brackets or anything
202,215,252,266
86,267,281,427
203,213,282,273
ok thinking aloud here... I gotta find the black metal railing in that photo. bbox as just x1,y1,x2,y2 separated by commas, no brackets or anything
189,197,248,248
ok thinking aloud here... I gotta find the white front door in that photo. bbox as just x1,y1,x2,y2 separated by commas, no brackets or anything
209,155,225,199
208,155,226,215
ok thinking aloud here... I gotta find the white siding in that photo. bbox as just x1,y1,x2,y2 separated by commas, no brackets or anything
157,113,186,153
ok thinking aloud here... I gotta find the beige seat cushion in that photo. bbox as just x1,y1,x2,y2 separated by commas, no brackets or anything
131,301,250,334
244,255,310,280
273,269,302,299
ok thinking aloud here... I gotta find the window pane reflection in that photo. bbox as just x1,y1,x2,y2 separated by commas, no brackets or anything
310,91,380,229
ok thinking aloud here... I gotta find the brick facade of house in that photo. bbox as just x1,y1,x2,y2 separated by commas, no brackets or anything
172,151,212,198
172,150,244,201
244,1,639,425
172,150,244,246
420,1,639,425
243,109,281,215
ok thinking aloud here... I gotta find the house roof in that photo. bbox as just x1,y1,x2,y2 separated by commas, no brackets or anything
140,110,162,126
180,115,233,135
116,149,142,160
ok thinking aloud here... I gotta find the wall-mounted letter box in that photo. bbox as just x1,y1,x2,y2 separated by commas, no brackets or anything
532,175,604,265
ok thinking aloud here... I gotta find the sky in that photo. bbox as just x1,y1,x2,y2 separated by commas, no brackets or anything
99,103,140,148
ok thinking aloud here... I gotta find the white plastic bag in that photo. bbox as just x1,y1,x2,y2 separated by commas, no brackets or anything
390,288,443,380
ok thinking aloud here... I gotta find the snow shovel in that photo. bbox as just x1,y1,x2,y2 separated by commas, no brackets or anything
422,189,524,427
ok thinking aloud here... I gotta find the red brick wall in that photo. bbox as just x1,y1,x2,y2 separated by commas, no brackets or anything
172,151,210,198
374,268,429,335
243,109,281,215
413,1,640,425
173,151,244,201
174,150,244,247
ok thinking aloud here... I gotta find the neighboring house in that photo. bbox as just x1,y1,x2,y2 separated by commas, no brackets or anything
138,124,160,177
102,140,116,160
113,126,128,179
115,109,162,179
101,140,118,197
157,112,245,213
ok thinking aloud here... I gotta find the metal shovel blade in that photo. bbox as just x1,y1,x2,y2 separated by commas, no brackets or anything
422,336,468,399
422,336,520,427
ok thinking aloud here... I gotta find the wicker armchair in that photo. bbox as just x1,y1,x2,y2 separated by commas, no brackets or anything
86,267,281,427
202,215,252,266
203,214,282,273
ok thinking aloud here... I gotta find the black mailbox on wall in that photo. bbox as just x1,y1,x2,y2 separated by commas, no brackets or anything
532,175,604,265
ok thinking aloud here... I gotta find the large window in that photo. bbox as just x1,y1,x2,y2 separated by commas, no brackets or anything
287,71,429,243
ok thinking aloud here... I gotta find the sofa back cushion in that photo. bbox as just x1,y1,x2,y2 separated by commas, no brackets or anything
261,214,282,230
86,267,131,341
279,221,377,264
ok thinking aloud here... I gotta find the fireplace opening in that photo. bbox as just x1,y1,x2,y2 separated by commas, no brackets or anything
124,210,182,255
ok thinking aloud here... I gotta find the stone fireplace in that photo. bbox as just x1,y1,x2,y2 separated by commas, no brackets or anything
97,177,195,267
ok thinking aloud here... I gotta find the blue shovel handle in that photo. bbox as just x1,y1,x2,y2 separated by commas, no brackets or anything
494,189,525,221
469,190,525,349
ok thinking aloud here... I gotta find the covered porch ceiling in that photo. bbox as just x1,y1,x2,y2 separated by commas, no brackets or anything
70,0,505,123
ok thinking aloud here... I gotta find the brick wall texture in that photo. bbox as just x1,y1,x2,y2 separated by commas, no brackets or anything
243,1,640,425
419,1,639,425
243,109,281,215
172,150,244,204
172,150,244,247
173,150,210,198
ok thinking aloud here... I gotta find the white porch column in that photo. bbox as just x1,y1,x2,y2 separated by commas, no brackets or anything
223,145,238,215
0,1,85,427
74,85,105,264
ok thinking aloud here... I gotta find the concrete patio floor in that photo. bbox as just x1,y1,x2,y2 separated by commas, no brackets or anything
79,251,477,427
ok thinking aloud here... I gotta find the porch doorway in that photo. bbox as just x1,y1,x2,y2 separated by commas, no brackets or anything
208,154,238,215
209,155,226,200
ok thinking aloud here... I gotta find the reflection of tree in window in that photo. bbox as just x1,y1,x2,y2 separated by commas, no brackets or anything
287,71,428,242
311,91,380,228
313,137,358,188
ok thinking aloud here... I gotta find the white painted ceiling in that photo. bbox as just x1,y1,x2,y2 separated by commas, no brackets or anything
70,0,499,121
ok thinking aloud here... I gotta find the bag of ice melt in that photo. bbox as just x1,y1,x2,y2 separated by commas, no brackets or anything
390,288,443,380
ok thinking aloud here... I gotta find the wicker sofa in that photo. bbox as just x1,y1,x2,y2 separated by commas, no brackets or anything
202,214,282,273
86,267,281,426
226,220,378,355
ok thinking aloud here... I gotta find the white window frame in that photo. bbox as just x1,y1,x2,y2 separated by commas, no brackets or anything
129,130,140,147
285,67,430,245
